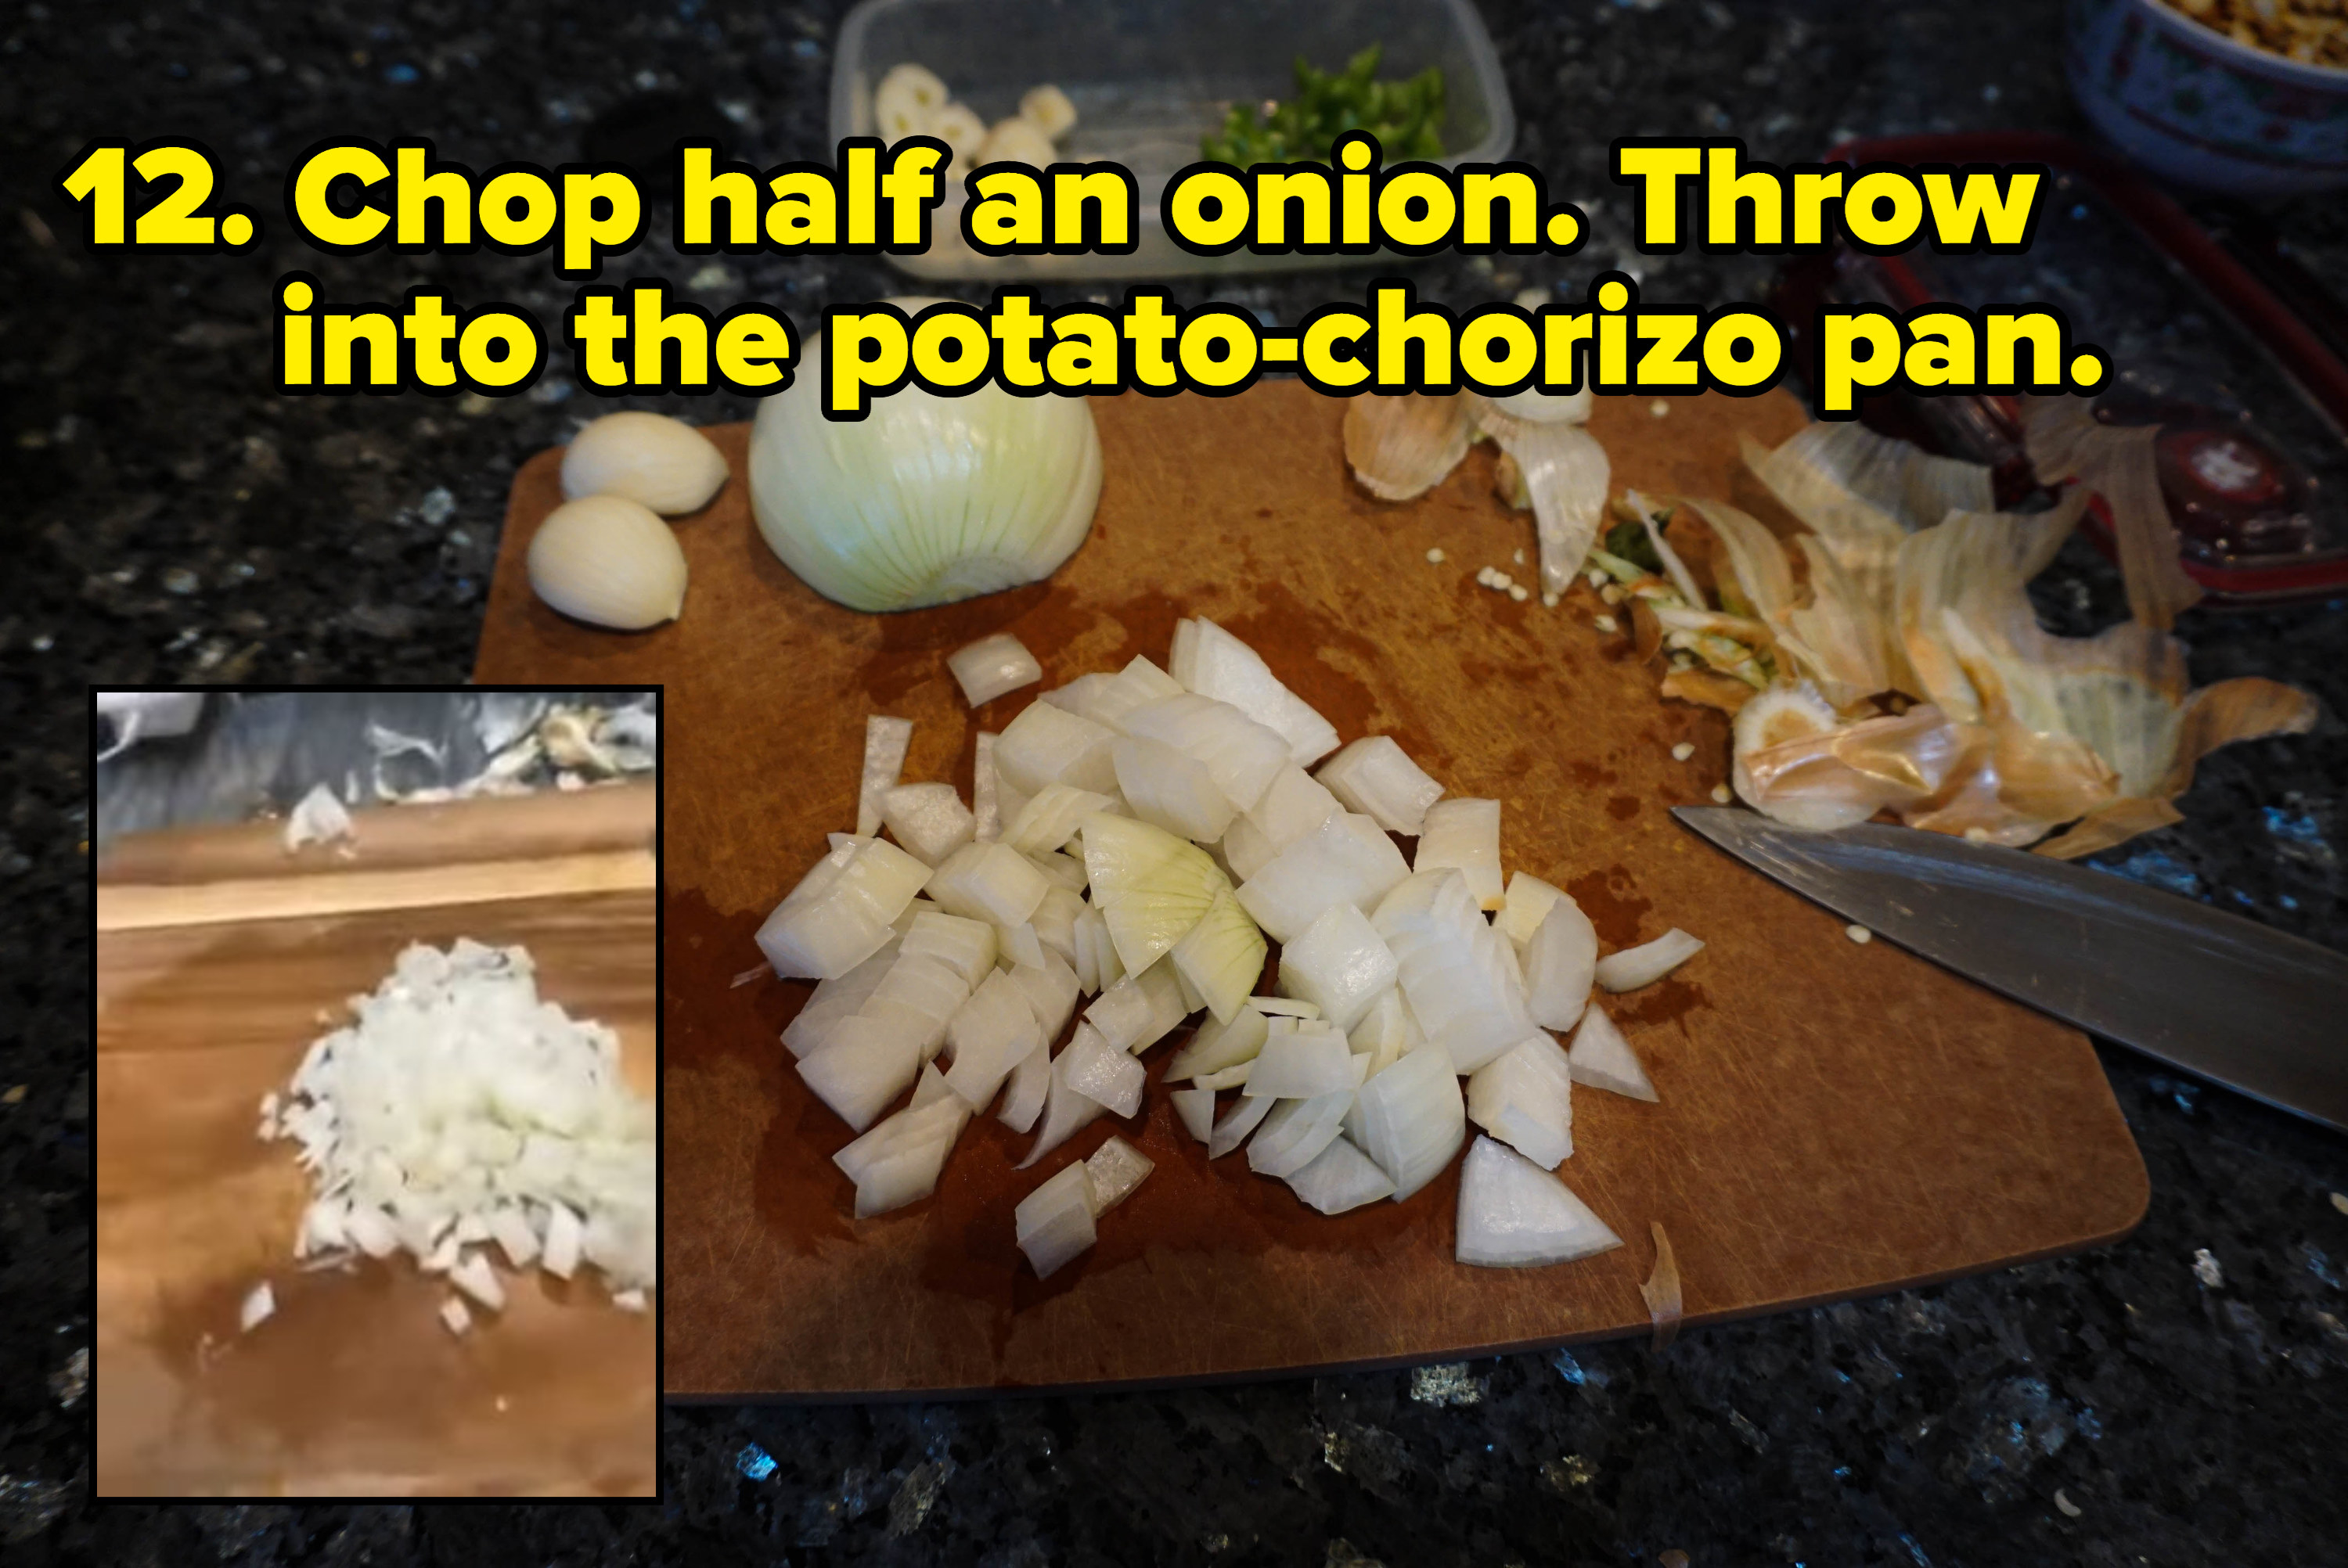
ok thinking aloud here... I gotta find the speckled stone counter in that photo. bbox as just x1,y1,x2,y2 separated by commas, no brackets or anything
11,0,2346,1560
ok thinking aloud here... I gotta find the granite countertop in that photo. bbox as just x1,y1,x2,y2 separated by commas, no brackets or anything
15,0,2348,1559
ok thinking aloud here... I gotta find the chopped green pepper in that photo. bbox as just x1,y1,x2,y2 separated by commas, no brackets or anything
1201,45,1446,166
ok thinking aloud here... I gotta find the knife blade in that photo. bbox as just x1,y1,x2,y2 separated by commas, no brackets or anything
1672,807,2348,1133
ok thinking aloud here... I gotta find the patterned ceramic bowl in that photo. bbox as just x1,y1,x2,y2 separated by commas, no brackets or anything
2066,0,2348,196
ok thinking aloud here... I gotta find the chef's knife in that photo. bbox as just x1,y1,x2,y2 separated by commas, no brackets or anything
1672,807,2348,1133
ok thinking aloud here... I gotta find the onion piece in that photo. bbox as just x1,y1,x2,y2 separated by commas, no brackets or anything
449,1250,508,1311
1132,958,1193,1051
1007,948,1080,1041
1641,1221,1684,1350
1194,1062,1253,1091
1003,783,1115,856
1245,1087,1355,1178
924,842,1050,928
1566,1005,1656,1102
996,919,1046,969
440,1296,473,1336
1595,929,1704,992
758,836,931,980
995,701,1118,797
997,1039,1050,1132
1522,896,1597,1032
1083,1135,1154,1214
949,633,1043,707
1372,870,1539,1074
798,1018,924,1131
1349,1044,1464,1201
1243,1023,1356,1099
880,782,977,867
1245,764,1342,851
973,732,1002,841
1235,811,1412,944
1028,850,1089,893
1014,1162,1098,1278
1467,1034,1575,1169
1284,1135,1396,1214
858,716,915,839
1169,617,1342,768
1171,1085,1218,1142
860,952,971,1063
1315,737,1444,836
1167,1003,1269,1081
1346,986,1422,1080
1412,797,1503,911
1085,969,1155,1052
1207,1091,1277,1158
1081,813,1226,974
1277,902,1398,1032
489,1207,539,1269
1170,888,1268,1026
241,1282,275,1332
783,940,899,1058
1454,1135,1623,1268
1493,872,1566,950
1020,1048,1110,1167
1040,672,1125,728
1219,816,1279,883
542,1203,585,1279
899,912,996,989
942,969,1048,1109
1120,692,1290,814
1113,735,1238,843
1030,885,1084,967
1060,1021,1145,1117
1251,997,1321,1019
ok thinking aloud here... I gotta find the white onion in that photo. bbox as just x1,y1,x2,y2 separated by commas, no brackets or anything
1246,1088,1354,1178
1345,986,1422,1079
1242,1023,1355,1099
1194,1062,1253,1091
924,842,1050,928
1133,958,1194,1050
973,732,1002,841
860,952,969,1061
241,1282,275,1332
1350,1044,1464,1201
880,782,976,866
1060,1021,1145,1116
783,941,899,1059
1172,1086,1218,1142
899,912,996,988
1494,872,1566,949
1007,948,1079,1041
942,970,1046,1109
798,1017,924,1131
1080,813,1225,975
1014,1161,1098,1278
1039,672,1125,728
1284,1135,1395,1214
1235,811,1411,944
1372,870,1538,1073
996,1041,1050,1132
1522,896,1598,1032
1454,1135,1622,1268
1277,902,1398,1032
1169,888,1267,1026
995,701,1119,797
1030,886,1084,967
1166,1003,1269,1081
996,919,1046,969
1003,784,1116,857
1206,1091,1276,1158
857,716,914,838
1413,798,1503,911
1467,1034,1575,1169
1595,928,1705,992
1245,765,1342,851
948,633,1043,707
1119,692,1290,815
1567,1005,1657,1102
1219,816,1279,883
1112,735,1237,843
750,320,1102,613
1083,1136,1154,1214
1316,737,1445,835
1085,970,1154,1052
1251,997,1321,1019
1169,617,1341,767
1020,1048,1110,1167
759,836,931,980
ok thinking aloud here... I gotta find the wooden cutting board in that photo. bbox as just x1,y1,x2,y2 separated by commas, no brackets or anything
95,785,658,1495
475,383,2148,1398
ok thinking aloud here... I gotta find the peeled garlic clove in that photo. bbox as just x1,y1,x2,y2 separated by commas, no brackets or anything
875,63,949,142
1020,85,1077,140
528,494,688,631
978,116,1057,168
560,412,727,516
927,101,988,164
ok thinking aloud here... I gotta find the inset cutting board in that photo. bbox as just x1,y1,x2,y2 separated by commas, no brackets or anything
476,384,2147,1398
95,786,657,1494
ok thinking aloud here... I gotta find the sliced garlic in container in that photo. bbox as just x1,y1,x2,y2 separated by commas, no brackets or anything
948,633,1043,707
527,494,688,631
978,114,1057,167
560,412,727,515
1316,737,1444,835
873,63,949,141
1455,1135,1622,1268
1595,929,1705,993
1567,1005,1656,1102
926,101,989,164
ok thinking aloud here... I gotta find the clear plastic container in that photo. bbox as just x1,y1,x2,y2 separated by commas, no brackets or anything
831,0,1516,280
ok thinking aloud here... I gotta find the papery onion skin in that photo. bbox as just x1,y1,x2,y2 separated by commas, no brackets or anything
750,319,1102,613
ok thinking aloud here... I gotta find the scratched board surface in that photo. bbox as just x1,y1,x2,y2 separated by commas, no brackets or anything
474,383,2147,1397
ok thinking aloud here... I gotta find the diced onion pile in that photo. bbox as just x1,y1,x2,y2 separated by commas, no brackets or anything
762,620,1705,1276
256,939,655,1333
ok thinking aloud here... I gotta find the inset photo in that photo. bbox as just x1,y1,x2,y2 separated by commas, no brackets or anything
92,689,658,1498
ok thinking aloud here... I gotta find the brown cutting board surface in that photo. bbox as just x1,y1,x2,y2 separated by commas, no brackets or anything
95,786,658,1495
475,383,2147,1398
